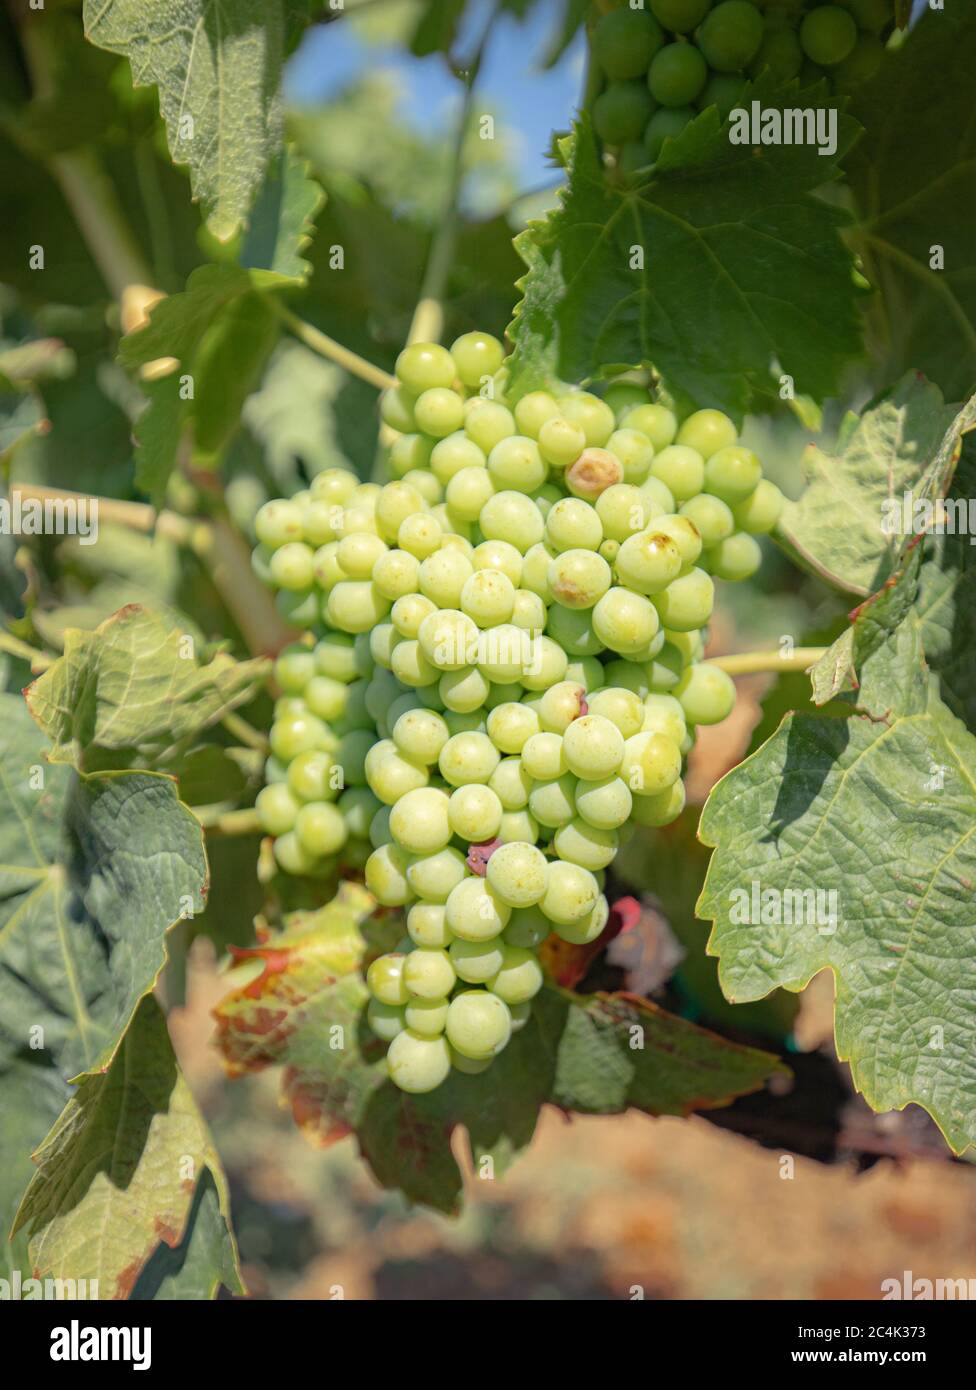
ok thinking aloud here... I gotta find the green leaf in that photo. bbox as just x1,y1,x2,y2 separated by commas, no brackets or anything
13,995,243,1301
214,884,784,1214
916,438,976,729
0,691,207,1080
778,375,972,596
507,85,863,419
25,604,269,773
239,150,324,283
83,0,286,240
698,619,976,1156
0,1058,71,1283
846,4,976,400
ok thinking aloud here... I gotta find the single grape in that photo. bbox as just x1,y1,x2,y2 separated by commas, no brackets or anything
641,692,687,744
396,341,457,393
485,841,548,908
674,661,737,725
521,731,567,781
593,6,665,80
389,786,451,855
488,756,533,811
478,491,545,552
368,999,406,1043
295,801,348,857
450,936,507,985
407,902,453,949
387,1029,451,1093
446,990,512,1059
629,777,686,827
540,861,600,926
528,773,578,829
450,331,505,389
449,783,504,842
552,893,609,945
699,1,764,72
616,529,684,595
704,444,763,502
651,566,714,631
418,547,474,608
648,43,707,108
592,587,660,654
497,809,540,846
800,5,857,66
643,106,696,162
675,408,738,460
749,24,803,80
546,603,603,658
650,445,705,501
565,447,624,501
553,818,619,871
698,73,746,120
488,946,544,1006
586,686,646,737
650,0,711,34
445,465,496,522
514,391,562,438
607,428,655,485
439,665,491,714
705,531,763,582
445,876,511,942
256,783,300,836
574,775,633,830
545,497,603,553
504,906,551,950
679,493,735,547
620,403,678,450
407,845,467,903
538,416,587,468
405,996,450,1038
562,714,626,779
365,843,415,906
487,702,541,755
464,399,518,454
548,549,613,610
559,393,617,448
621,730,682,796
538,680,586,734
255,499,304,550
367,952,410,1006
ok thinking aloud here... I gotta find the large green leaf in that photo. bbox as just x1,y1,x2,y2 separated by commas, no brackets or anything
846,4,976,400
13,995,243,1301
215,884,785,1214
778,376,974,596
507,84,863,419
698,620,976,1155
916,438,976,729
83,0,285,241
0,692,207,1079
25,604,268,773
239,149,324,282
0,1057,71,1283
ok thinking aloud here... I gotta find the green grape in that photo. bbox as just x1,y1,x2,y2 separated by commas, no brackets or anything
444,710,487,736
675,408,738,459
336,531,387,581
838,0,894,35
414,387,465,439
439,731,500,787
407,902,453,949
273,830,317,876
699,1,764,72
364,739,429,805
369,804,392,850
592,587,660,654
418,547,474,608
488,945,544,1006
450,331,505,388
498,809,540,845
706,531,763,581
546,603,602,658
477,623,532,683
553,893,609,945
562,714,626,779
389,786,451,854
405,996,450,1038
648,43,707,108
487,702,541,755
800,5,857,65
275,644,316,693
621,402,678,450
473,539,523,584
521,731,567,781
564,656,604,691
396,341,457,392
449,783,504,841
390,638,438,689
278,587,319,628
368,999,406,1043
392,708,450,764
312,542,345,591
548,549,612,610
730,475,783,533
593,6,665,80
511,588,547,633
381,385,418,433
446,990,512,1059
565,447,624,501
553,818,618,871
629,777,686,827
749,24,803,79
450,937,507,985
540,860,600,926
390,593,436,641
367,952,410,1006
256,782,300,836
504,906,551,949
403,947,456,1000
650,512,703,567
445,465,496,522
270,542,315,591
513,391,561,439
594,81,656,144
704,444,763,502
616,529,684,594
545,497,603,552
698,74,745,119
389,432,435,479
559,393,617,448
484,680,524,710
650,444,705,501
574,775,633,830
650,0,711,33
270,712,328,762
641,692,687,744
651,566,714,631
621,730,682,796
538,416,587,468
418,609,479,671
374,481,425,542
439,665,491,714
445,877,511,942
488,756,533,811
255,499,304,549
487,436,547,492
327,581,391,635
336,728,374,784
674,661,736,725
538,680,585,734
459,572,514,630
528,773,578,829
310,467,359,507
679,493,735,547
339,786,382,838
387,1029,451,1093
295,801,348,857
478,491,546,552
464,399,518,454
407,845,467,903
430,432,486,487
603,383,651,417
606,428,655,484
398,511,443,560
305,675,350,721
485,842,548,908
596,483,650,542
521,543,556,602
643,105,695,160
586,687,645,738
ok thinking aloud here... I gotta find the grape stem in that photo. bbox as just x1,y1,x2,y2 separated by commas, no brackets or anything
220,711,269,753
712,648,827,676
0,633,54,672
406,3,498,347
195,806,263,836
272,303,396,390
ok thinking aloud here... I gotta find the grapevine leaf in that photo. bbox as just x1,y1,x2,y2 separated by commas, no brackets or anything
239,150,324,284
778,374,972,597
214,884,784,1214
0,1058,71,1282
83,0,286,241
118,264,285,504
846,3,976,400
507,82,863,419
0,691,207,1080
915,438,976,729
12,996,243,1301
698,619,976,1156
24,604,269,773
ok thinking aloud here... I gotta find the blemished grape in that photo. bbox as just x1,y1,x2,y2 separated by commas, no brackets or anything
253,333,777,1093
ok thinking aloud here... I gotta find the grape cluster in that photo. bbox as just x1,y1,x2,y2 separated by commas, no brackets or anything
251,330,783,1094
591,0,896,180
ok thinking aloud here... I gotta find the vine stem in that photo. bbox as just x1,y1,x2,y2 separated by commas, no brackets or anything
272,303,395,391
220,711,269,753
195,806,263,836
406,5,498,347
712,648,827,677
0,633,54,672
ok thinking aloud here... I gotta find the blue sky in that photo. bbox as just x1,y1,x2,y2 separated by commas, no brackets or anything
285,0,586,196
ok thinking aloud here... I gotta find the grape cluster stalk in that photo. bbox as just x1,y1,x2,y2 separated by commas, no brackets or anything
251,331,784,1094
590,0,897,181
